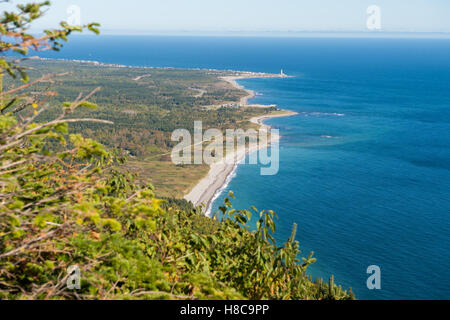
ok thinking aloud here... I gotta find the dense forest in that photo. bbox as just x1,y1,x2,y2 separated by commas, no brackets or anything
0,1,354,300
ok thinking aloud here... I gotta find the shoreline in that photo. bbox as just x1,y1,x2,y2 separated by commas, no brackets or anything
220,74,290,107
31,56,291,80
184,75,297,213
32,57,296,213
184,111,297,214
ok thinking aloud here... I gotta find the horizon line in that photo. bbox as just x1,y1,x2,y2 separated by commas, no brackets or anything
29,29,450,39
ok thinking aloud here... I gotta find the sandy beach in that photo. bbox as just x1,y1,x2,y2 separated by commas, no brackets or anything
220,73,289,107
184,73,296,213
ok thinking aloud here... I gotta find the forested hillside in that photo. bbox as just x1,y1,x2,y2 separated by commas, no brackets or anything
0,1,354,300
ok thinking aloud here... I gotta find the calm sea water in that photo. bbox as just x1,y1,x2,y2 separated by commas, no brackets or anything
37,36,450,299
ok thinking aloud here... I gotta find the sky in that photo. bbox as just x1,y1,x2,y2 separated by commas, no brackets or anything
4,0,450,35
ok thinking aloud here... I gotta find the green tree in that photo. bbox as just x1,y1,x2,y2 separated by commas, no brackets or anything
0,1,354,300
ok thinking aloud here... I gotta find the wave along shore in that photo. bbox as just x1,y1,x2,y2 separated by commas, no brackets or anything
184,74,297,213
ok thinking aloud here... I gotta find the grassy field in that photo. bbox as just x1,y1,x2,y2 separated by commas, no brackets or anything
124,159,210,198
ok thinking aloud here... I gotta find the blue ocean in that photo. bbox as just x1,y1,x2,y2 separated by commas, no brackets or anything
37,35,450,299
